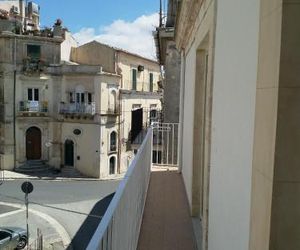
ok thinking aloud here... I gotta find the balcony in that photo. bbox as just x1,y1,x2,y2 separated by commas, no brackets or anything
59,102,96,116
87,126,196,250
18,101,48,116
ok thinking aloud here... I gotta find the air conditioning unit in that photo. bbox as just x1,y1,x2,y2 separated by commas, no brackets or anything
11,6,19,14
138,65,144,72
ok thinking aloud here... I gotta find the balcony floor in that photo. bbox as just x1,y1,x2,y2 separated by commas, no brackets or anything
137,166,197,250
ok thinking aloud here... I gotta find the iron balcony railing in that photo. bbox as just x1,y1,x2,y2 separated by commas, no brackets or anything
19,101,48,113
59,102,96,115
87,129,153,250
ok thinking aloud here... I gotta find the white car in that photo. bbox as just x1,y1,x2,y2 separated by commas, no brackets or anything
0,227,27,250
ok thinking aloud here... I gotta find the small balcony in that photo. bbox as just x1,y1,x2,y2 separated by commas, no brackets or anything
18,101,48,116
59,102,96,116
86,124,196,250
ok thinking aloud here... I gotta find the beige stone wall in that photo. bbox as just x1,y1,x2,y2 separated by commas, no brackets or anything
70,41,115,73
176,1,216,249
61,122,101,178
0,35,61,65
117,51,160,92
269,1,300,249
249,1,282,249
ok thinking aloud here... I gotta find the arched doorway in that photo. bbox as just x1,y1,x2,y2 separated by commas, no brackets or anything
65,140,74,166
109,156,116,175
26,127,42,160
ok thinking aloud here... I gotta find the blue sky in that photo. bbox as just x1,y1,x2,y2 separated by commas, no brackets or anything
33,0,160,59
34,0,159,33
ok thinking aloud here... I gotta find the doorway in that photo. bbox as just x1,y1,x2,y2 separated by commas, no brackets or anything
26,127,42,160
65,140,74,166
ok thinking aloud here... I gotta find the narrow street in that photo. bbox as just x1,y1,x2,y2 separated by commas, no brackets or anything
0,179,120,249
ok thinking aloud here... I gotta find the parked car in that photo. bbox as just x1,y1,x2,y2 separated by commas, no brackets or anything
0,227,27,249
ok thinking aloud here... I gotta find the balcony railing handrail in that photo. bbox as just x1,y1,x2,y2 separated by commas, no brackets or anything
87,129,153,250
59,102,96,115
19,100,48,113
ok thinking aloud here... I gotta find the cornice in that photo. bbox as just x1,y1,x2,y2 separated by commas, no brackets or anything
175,0,204,50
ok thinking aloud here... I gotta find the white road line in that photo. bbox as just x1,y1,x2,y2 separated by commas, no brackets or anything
0,209,23,218
0,201,71,247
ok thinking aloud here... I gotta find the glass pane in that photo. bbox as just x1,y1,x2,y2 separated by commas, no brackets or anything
34,88,39,101
150,73,153,92
27,45,41,60
69,93,74,103
132,69,137,90
28,88,32,100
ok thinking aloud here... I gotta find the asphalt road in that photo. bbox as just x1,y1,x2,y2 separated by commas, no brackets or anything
0,179,120,249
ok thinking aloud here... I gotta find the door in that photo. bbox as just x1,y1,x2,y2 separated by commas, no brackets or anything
26,127,41,160
65,140,74,166
131,108,143,142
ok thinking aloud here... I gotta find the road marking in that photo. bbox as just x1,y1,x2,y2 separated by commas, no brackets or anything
0,208,23,218
0,201,71,247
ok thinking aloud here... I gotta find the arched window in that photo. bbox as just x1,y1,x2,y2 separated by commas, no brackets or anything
109,156,116,175
110,131,117,152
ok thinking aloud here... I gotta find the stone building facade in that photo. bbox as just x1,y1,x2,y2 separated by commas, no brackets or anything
0,11,161,179
71,41,162,173
160,0,300,250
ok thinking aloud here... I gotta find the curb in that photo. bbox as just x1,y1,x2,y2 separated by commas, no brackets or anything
2,171,124,182
0,201,71,247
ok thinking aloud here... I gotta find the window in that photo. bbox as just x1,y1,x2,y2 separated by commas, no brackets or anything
27,44,41,60
0,231,11,240
132,68,137,90
149,73,154,92
110,131,117,152
69,92,74,103
109,156,116,175
76,93,85,104
88,93,92,104
109,90,117,112
28,88,39,101
73,129,82,135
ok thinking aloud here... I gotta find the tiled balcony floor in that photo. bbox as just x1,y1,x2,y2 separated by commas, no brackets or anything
137,166,197,250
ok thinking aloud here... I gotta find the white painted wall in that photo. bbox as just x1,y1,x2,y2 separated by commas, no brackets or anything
181,48,196,206
61,31,78,62
208,1,259,249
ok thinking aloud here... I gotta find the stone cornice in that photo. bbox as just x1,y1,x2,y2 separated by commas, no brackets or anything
175,0,204,50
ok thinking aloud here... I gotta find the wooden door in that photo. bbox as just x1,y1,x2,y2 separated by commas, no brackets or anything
26,127,41,160
65,140,74,166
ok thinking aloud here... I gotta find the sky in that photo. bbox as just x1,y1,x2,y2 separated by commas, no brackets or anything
33,0,161,59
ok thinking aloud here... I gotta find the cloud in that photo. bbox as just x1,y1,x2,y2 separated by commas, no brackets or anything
73,13,159,60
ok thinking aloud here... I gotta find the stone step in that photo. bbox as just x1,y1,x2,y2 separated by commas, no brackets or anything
26,160,46,166
16,161,53,173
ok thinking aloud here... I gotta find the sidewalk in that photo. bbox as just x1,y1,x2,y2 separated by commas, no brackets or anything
1,170,125,181
137,166,197,250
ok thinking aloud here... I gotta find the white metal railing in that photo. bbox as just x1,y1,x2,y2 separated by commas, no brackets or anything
152,122,179,166
19,101,48,113
87,129,153,250
59,102,96,115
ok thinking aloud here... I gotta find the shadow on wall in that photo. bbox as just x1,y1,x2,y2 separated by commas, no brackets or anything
67,193,115,250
